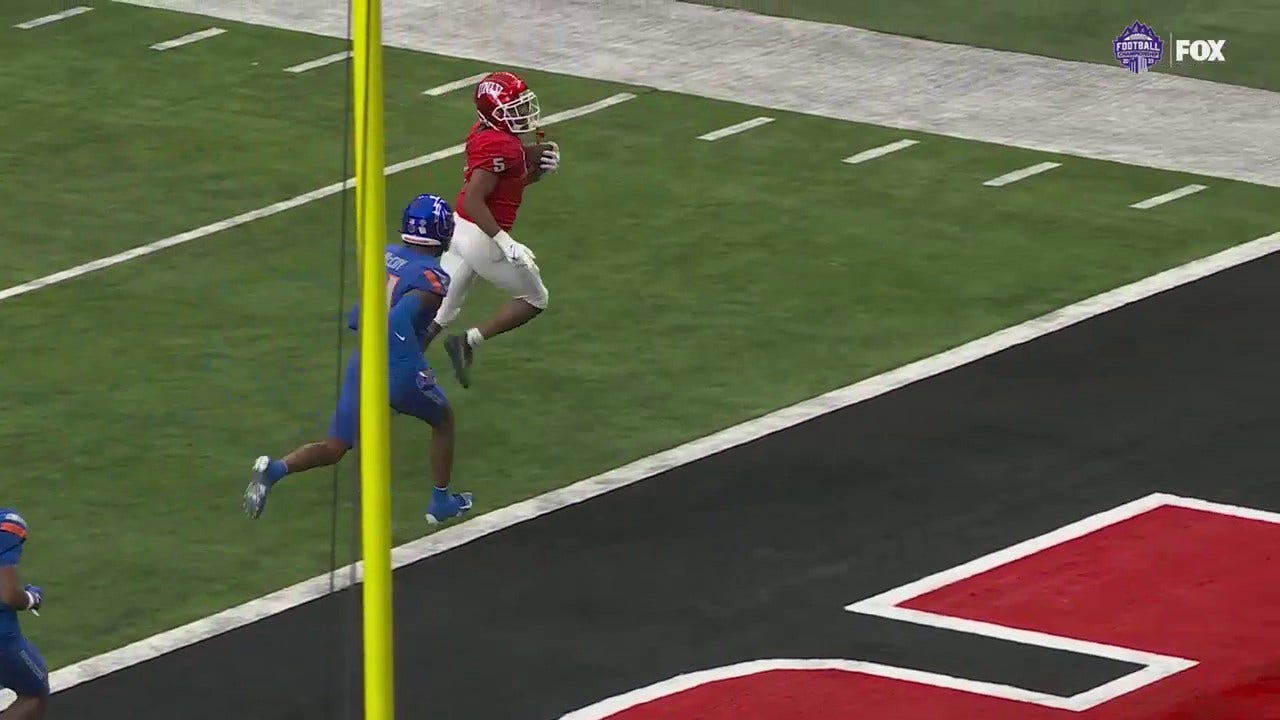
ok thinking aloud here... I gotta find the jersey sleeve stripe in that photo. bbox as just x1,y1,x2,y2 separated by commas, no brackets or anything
0,521,27,539
423,270,447,295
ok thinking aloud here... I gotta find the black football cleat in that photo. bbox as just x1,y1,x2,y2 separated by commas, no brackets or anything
444,334,474,389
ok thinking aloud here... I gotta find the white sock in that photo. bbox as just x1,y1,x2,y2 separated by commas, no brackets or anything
466,328,485,348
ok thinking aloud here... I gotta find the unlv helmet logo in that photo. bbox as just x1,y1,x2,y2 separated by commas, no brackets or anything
476,80,505,99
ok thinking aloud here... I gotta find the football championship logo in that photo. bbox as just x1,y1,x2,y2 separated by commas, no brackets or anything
1114,21,1163,73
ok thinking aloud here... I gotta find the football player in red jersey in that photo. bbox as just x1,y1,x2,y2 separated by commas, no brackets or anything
426,71,560,388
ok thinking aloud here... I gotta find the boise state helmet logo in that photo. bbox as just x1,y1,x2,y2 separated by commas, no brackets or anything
1114,21,1163,73
401,194,455,247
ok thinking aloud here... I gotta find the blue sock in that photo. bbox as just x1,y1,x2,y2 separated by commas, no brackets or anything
432,486,450,501
266,459,290,485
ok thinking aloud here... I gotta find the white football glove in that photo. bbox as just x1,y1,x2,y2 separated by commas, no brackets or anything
538,142,560,173
494,231,537,268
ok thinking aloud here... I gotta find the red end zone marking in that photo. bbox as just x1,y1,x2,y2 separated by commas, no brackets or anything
565,494,1280,720
898,501,1280,718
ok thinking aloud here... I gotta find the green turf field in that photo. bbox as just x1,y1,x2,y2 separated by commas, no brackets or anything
687,0,1280,91
2,0,1278,668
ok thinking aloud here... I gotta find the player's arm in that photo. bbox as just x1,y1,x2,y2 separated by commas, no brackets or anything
0,535,38,612
462,169,535,267
391,287,445,354
461,169,505,238
0,565,28,610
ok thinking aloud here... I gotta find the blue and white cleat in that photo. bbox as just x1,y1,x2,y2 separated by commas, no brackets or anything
425,491,474,525
243,456,275,519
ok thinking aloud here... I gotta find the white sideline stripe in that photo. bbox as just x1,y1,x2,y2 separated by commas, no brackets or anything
697,116,774,141
1130,183,1208,209
564,494,1280,719
842,138,919,164
0,92,635,305
14,6,93,29
422,72,488,96
1163,494,1280,524
283,50,351,73
149,27,227,51
983,161,1062,187
846,491,1280,711
31,228,1280,698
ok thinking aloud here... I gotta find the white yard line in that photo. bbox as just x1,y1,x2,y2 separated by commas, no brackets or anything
842,139,919,165
13,6,93,29
422,72,488,96
283,50,351,73
697,116,774,141
0,93,635,305
983,161,1062,187
29,228,1279,698
149,27,226,51
1130,183,1208,209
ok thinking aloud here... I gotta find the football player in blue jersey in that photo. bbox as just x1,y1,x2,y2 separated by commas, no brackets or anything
0,509,48,720
242,194,474,525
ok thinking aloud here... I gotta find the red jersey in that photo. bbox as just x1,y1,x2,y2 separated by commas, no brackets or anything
457,122,527,231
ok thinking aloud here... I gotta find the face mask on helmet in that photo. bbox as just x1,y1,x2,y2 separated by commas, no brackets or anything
496,91,540,134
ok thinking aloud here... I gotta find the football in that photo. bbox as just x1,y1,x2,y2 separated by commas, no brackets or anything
525,142,556,181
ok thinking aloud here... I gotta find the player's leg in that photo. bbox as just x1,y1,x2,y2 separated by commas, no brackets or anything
243,354,359,519
426,216,480,345
443,229,549,387
390,368,472,524
0,694,47,720
263,436,351,479
0,636,50,719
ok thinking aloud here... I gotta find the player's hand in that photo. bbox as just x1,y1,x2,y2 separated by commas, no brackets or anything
539,142,560,174
24,584,43,613
494,232,537,268
505,240,537,268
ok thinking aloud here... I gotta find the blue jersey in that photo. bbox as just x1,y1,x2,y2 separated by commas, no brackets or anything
0,510,28,640
347,244,450,357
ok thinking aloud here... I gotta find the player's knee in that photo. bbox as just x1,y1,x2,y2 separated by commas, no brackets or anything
434,307,459,326
431,405,455,435
520,282,548,311
323,437,351,461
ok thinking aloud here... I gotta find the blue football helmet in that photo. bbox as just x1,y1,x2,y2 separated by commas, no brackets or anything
401,194,455,249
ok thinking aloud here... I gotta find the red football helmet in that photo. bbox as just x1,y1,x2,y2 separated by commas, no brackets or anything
474,71,540,134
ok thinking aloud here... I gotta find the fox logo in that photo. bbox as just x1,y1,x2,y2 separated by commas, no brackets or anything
1174,39,1226,62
